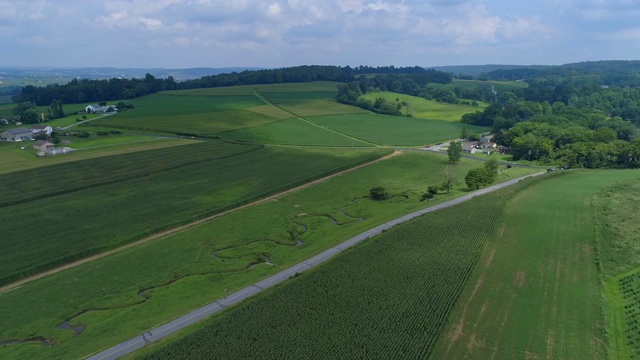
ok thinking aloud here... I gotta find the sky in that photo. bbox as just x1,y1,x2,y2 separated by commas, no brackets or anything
1,0,639,69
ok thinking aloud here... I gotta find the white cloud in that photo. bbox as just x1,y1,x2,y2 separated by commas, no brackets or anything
0,1,16,17
138,17,163,30
0,0,634,68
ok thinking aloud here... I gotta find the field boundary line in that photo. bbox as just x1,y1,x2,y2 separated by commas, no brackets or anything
87,170,547,360
0,150,400,294
253,90,380,147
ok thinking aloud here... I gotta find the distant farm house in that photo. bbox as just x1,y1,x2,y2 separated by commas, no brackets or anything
33,140,55,152
0,127,32,142
31,125,53,137
85,104,117,114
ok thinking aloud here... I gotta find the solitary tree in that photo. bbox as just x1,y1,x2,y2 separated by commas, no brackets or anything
49,99,64,119
447,141,462,164
465,168,492,189
484,158,500,181
21,108,40,124
440,165,457,193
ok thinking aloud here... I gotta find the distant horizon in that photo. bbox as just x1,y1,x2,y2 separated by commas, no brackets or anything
2,1,639,69
0,60,626,71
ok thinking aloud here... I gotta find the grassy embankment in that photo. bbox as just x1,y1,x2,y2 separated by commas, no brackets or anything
594,180,640,359
0,152,538,359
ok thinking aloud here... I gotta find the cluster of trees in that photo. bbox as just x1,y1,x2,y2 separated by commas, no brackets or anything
456,63,640,169
180,65,354,89
336,70,453,114
12,100,65,124
460,87,640,168
465,159,499,190
479,60,640,88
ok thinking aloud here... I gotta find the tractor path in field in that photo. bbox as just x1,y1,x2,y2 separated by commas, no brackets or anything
253,90,380,147
87,170,547,360
0,150,401,294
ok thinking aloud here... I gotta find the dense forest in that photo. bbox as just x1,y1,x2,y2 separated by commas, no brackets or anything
460,74,640,168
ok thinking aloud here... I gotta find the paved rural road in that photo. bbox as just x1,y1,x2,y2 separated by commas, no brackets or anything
87,170,547,360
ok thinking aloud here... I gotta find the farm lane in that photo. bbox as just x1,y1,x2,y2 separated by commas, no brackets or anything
0,150,401,294
60,112,116,129
87,170,546,360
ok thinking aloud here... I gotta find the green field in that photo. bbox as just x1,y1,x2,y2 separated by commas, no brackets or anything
164,81,344,96
0,152,538,359
306,113,485,146
433,170,640,359
428,79,529,92
89,82,356,136
220,117,373,146
88,93,292,135
71,82,489,148
360,91,488,121
261,90,367,117
0,142,389,286
0,95,12,104
133,173,548,360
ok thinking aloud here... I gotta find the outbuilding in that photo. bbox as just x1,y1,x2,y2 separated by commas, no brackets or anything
33,140,55,152
0,128,32,141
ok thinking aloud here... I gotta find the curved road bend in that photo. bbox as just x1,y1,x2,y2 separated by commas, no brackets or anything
88,171,547,360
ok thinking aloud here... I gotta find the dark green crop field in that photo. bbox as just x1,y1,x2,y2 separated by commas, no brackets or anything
0,142,389,286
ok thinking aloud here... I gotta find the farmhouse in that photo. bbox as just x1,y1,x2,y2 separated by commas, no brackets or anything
33,140,55,152
31,125,53,137
35,145,74,157
0,127,32,141
462,142,479,154
85,104,116,114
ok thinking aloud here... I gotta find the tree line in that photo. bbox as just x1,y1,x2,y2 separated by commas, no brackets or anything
12,65,441,107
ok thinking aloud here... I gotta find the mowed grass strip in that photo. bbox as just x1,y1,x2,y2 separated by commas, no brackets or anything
360,91,488,121
89,93,292,135
0,153,539,359
432,170,640,359
0,146,389,286
307,113,485,146
133,174,546,360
